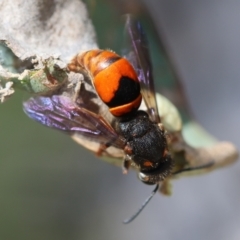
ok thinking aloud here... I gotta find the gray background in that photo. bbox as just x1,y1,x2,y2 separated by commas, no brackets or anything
0,0,240,239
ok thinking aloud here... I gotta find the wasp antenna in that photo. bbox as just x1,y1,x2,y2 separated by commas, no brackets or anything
123,184,159,224
173,161,214,175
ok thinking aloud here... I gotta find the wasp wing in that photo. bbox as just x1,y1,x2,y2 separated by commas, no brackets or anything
124,15,160,123
23,95,125,149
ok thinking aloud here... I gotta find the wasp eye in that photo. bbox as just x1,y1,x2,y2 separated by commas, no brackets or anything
138,172,155,185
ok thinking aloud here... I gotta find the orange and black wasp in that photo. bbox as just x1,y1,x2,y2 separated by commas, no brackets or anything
23,15,187,223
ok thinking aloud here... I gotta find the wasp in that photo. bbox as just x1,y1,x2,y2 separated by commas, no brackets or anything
67,46,173,180
23,15,203,223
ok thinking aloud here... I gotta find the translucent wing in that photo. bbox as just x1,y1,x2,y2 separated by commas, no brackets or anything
23,95,125,149
124,14,160,123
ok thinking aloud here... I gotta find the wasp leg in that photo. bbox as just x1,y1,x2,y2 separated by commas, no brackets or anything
122,143,133,174
122,155,132,174
73,79,83,102
96,142,111,157
157,123,165,131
